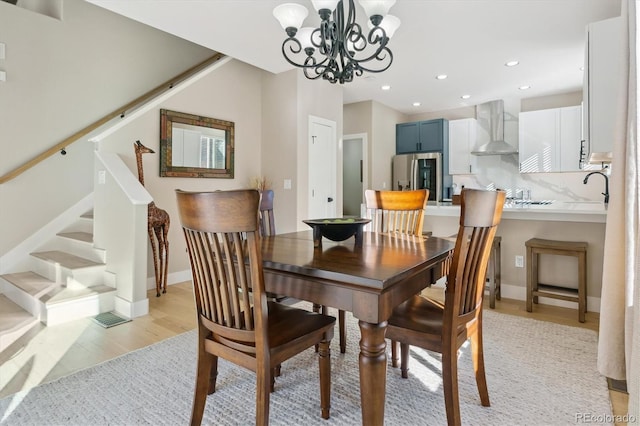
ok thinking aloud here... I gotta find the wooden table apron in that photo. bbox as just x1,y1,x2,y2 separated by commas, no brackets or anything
261,231,454,426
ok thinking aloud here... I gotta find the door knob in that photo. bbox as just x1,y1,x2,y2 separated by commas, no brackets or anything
327,197,334,202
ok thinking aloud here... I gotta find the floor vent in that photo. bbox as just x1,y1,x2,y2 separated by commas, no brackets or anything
93,312,131,328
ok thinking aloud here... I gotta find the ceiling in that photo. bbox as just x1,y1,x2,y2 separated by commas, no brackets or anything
86,0,622,115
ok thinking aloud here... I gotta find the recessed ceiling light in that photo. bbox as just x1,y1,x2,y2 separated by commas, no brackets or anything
435,74,448,80
461,94,471,100
381,85,391,90
505,60,519,67
519,85,531,90
580,66,585,71
413,102,421,107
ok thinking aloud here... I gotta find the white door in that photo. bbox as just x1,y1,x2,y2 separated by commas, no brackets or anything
309,116,337,219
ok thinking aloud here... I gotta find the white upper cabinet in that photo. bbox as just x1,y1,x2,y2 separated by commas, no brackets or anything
448,118,477,175
584,16,622,158
559,106,583,171
519,105,582,173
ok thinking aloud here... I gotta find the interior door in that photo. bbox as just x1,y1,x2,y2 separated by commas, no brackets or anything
343,135,364,216
308,116,337,219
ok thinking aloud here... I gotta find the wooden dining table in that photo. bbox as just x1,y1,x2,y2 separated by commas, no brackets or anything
261,230,455,425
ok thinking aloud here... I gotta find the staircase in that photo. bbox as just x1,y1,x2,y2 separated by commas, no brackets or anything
0,211,116,351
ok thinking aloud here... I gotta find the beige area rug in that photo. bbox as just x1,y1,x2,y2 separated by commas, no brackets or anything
0,306,612,425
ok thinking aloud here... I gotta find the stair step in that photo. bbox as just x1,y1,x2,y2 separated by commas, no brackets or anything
57,231,93,244
0,271,57,298
0,295,39,352
31,250,104,269
0,295,36,333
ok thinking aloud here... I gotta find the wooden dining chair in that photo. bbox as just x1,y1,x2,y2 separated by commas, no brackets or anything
385,188,506,426
176,189,335,426
258,189,286,300
319,189,429,355
364,189,429,236
363,189,429,362
259,189,276,237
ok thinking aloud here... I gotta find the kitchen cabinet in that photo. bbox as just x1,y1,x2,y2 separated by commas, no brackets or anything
518,105,582,173
448,118,477,175
396,119,448,154
584,16,622,159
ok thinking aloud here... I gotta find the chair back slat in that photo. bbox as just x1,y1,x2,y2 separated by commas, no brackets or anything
445,189,505,321
364,189,428,236
177,189,263,345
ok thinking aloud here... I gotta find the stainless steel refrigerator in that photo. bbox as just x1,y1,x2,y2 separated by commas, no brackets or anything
392,152,442,202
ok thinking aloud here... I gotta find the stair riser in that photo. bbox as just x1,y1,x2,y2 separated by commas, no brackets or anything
37,237,106,264
0,318,39,354
60,219,93,234
42,291,116,326
0,277,46,319
31,259,106,289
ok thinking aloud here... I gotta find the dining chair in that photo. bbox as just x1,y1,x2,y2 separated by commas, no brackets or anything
258,189,285,300
385,188,506,426
365,189,430,364
259,189,276,237
176,189,335,426
319,189,429,355
364,189,429,236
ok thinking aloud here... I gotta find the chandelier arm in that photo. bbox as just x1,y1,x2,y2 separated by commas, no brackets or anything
281,38,331,70
349,48,394,74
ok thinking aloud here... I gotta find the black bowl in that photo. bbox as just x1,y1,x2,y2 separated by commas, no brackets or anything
303,218,371,247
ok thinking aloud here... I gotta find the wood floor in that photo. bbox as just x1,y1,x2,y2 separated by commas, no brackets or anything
0,281,628,424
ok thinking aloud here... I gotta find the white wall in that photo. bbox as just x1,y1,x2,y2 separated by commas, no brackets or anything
343,100,408,192
0,0,214,257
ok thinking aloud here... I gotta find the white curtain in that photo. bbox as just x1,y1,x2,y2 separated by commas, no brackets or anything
597,0,640,417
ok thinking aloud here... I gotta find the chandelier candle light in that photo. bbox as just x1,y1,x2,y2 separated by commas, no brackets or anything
273,0,400,84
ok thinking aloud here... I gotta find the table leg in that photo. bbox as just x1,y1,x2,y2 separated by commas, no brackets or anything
358,320,387,426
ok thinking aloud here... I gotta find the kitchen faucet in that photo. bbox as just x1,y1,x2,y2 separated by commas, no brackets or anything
583,171,609,204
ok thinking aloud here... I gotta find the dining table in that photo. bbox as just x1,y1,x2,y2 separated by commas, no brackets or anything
261,230,455,426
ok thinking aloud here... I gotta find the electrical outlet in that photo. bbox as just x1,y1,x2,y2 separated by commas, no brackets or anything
515,255,524,268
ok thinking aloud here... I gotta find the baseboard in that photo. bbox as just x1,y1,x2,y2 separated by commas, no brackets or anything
143,274,603,314
500,283,601,313
114,296,148,319
146,270,192,290
428,279,601,313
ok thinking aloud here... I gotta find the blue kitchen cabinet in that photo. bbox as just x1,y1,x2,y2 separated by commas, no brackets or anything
396,119,448,154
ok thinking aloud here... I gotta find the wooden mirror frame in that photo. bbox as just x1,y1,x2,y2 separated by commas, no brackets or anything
159,109,234,178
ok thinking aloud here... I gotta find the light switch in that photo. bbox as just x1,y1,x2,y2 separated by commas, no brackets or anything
283,179,292,190
98,170,106,184
0,43,5,60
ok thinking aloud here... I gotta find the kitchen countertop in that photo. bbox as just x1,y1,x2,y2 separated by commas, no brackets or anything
426,200,608,223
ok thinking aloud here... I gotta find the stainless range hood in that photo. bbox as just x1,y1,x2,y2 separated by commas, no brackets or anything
471,99,518,156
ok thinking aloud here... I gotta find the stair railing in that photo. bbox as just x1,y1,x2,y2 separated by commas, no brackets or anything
0,53,226,184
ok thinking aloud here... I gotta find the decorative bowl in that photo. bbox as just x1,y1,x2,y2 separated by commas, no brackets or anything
303,218,371,248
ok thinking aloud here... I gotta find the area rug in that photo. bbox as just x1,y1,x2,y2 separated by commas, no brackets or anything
0,307,612,425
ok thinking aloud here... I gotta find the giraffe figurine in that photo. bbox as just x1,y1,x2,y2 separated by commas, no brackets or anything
134,140,170,297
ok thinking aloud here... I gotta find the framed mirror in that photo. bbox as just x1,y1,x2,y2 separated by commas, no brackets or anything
159,109,234,178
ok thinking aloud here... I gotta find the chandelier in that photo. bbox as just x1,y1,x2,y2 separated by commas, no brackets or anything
273,0,400,84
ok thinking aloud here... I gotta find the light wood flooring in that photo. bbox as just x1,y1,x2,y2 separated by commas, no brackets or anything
0,281,628,424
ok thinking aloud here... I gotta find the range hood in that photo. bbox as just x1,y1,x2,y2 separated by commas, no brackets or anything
471,99,518,156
